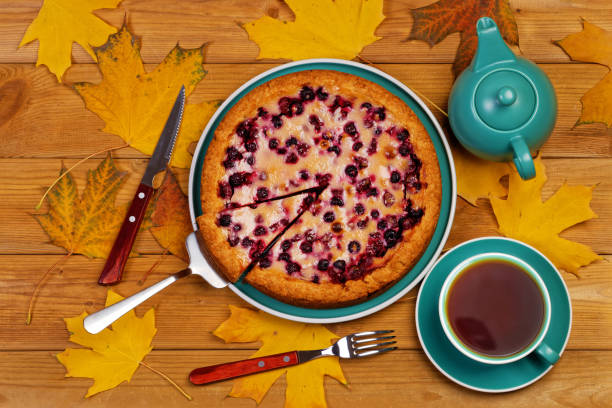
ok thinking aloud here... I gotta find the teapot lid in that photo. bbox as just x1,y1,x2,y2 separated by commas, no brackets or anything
474,70,536,131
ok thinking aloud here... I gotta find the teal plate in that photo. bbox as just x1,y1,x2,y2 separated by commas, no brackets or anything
188,59,456,323
416,237,572,392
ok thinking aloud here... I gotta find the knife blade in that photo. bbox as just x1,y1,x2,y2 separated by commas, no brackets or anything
98,86,186,285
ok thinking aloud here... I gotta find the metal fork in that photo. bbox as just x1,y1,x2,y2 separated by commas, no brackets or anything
189,330,397,385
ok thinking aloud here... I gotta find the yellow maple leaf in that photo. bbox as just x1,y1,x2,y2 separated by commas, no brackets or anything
243,0,385,61
490,156,602,275
214,306,347,408
451,143,510,206
149,169,192,261
34,153,127,258
56,290,156,397
19,0,122,81
74,25,219,168
555,20,612,127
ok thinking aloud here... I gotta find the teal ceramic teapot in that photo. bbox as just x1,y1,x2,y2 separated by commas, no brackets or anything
448,17,557,180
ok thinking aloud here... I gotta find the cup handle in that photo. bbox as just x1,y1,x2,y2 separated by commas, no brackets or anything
533,342,560,365
510,136,536,180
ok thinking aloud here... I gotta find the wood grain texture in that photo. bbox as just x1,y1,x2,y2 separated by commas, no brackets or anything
1,350,612,407
3,0,612,65
1,157,608,255
1,0,612,405
0,63,610,160
1,254,610,351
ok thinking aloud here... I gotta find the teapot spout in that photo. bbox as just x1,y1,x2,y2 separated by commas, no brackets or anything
472,17,516,72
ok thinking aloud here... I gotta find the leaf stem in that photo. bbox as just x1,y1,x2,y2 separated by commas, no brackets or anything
35,143,129,210
356,55,449,117
138,250,169,286
139,359,193,401
26,252,72,325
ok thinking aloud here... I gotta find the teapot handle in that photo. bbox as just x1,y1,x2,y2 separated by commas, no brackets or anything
510,137,536,180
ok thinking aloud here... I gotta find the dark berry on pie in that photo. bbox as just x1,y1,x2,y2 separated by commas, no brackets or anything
257,107,268,118
357,217,369,229
246,156,255,165
327,145,341,155
300,86,315,101
297,142,310,156
308,114,322,132
356,178,371,193
232,223,242,232
333,259,346,272
317,259,330,271
383,191,395,207
259,257,272,268
384,229,398,247
229,173,245,187
218,214,231,227
354,203,365,215
272,115,283,128
367,138,378,155
332,222,343,233
345,164,358,178
222,159,234,169
286,262,301,274
277,147,287,155
373,107,386,121
361,102,372,110
377,219,388,230
281,239,292,251
286,136,298,146
299,170,310,180
226,146,243,162
354,156,369,169
300,241,313,253
390,170,401,183
344,121,358,136
312,275,320,283
278,252,291,262
330,196,344,206
323,211,335,223
241,237,254,248
367,187,379,197
397,128,410,141
399,143,412,157
348,241,361,253
256,187,269,200
254,226,268,236
245,141,258,152
371,209,380,219
285,152,299,164
268,138,279,149
316,86,329,101
374,127,382,136
352,141,363,151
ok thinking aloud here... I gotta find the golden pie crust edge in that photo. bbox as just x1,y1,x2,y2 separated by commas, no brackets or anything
198,70,442,306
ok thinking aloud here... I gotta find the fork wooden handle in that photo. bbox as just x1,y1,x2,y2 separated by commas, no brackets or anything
189,351,299,385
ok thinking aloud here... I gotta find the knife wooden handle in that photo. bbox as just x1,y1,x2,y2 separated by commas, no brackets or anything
189,351,299,385
98,183,154,285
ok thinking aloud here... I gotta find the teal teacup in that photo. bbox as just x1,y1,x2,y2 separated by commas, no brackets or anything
438,252,559,365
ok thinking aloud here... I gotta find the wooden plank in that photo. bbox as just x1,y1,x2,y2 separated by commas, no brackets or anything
1,157,609,255
1,254,609,351
0,63,610,159
1,349,612,407
2,0,612,65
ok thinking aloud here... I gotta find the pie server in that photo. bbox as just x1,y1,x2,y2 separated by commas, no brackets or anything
97,86,186,285
84,230,229,334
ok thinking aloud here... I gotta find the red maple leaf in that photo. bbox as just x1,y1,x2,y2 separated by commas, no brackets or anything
407,0,519,77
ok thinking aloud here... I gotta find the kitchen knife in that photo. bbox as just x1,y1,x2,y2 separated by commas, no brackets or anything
98,86,186,285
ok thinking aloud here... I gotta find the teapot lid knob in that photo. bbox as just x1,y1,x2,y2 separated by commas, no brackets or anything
497,86,517,106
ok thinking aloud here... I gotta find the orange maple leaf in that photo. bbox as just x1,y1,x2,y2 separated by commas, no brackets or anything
407,0,518,77
555,20,612,127
34,153,127,258
149,169,192,261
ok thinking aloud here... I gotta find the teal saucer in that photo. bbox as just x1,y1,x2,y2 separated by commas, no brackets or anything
416,237,571,393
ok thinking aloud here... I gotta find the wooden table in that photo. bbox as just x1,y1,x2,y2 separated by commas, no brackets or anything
1,0,611,406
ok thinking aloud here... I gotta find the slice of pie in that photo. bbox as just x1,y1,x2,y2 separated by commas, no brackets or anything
198,70,441,307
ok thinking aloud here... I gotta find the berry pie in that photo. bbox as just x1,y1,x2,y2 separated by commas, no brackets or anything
198,70,441,307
